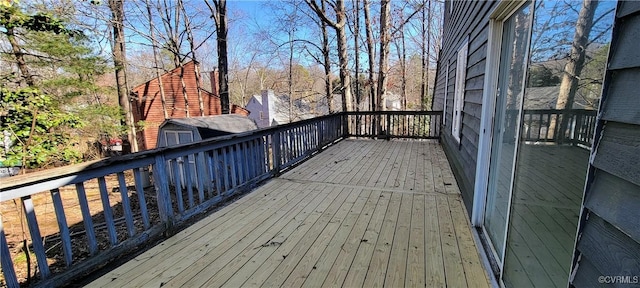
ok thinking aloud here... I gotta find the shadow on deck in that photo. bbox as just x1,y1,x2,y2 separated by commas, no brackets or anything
88,139,491,287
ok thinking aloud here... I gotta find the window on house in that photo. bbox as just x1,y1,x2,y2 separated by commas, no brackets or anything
452,40,468,143
259,111,264,119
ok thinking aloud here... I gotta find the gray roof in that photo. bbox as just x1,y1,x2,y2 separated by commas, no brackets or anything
161,115,258,134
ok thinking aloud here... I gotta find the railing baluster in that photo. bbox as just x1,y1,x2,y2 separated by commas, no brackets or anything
195,152,210,204
51,188,73,266
75,182,99,254
98,177,118,246
222,147,231,193
170,161,184,213
212,149,223,197
236,143,245,184
183,156,196,207
132,169,150,230
194,153,208,200
153,154,174,227
21,196,51,279
273,130,281,174
1,219,19,288
117,172,136,237
229,145,238,189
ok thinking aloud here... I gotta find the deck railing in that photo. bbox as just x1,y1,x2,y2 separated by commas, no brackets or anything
507,109,597,147
0,111,440,287
345,111,442,139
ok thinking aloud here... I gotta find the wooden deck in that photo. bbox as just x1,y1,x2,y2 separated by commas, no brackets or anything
88,139,490,288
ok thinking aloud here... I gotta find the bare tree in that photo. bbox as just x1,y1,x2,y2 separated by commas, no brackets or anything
178,0,205,116
353,0,360,111
363,0,376,111
320,0,333,113
143,0,169,119
376,0,391,113
305,0,353,112
205,0,230,114
107,0,138,152
553,0,599,142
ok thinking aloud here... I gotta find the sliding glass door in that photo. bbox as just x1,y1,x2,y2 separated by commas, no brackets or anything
480,1,615,286
483,2,532,265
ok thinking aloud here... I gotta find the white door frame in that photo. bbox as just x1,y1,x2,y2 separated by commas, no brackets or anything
471,0,526,227
471,0,532,280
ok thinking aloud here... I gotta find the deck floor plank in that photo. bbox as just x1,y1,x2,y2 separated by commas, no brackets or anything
436,195,467,288
340,191,392,288
284,190,371,287
405,193,426,288
200,183,333,287
89,140,490,288
362,192,402,288
314,189,381,288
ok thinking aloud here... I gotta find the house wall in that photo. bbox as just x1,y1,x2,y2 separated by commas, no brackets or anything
571,2,640,285
433,0,498,213
131,61,247,150
246,94,270,128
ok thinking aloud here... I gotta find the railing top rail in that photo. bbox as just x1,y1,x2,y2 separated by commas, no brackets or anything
520,108,597,114
0,111,442,195
345,110,443,116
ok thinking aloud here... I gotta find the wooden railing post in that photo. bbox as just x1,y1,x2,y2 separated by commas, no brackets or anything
386,113,391,140
153,154,174,231
342,113,348,138
272,130,282,175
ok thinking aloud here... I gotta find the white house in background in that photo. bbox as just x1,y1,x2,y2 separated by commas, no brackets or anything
246,90,318,128
359,92,403,111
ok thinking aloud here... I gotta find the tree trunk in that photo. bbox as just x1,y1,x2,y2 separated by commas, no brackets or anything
288,29,294,122
145,0,169,119
217,0,230,114
108,0,138,152
6,27,35,87
354,0,360,112
376,0,391,113
179,65,190,117
178,0,205,116
305,0,352,113
363,0,376,112
335,1,352,112
551,0,598,142
320,0,333,113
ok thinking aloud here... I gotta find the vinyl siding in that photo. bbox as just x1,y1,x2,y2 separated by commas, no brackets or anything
434,0,498,214
570,2,640,284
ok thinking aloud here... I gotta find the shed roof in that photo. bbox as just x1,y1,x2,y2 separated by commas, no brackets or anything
160,115,258,134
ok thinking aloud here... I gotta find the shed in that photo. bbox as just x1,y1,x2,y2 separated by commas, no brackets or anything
156,114,258,148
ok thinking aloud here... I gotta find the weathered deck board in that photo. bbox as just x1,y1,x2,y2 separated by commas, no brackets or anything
89,139,490,288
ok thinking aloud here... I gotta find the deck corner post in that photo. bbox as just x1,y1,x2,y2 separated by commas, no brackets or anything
152,154,174,231
342,112,349,138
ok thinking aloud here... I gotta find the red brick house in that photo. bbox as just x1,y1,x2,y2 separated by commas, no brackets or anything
131,61,248,150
